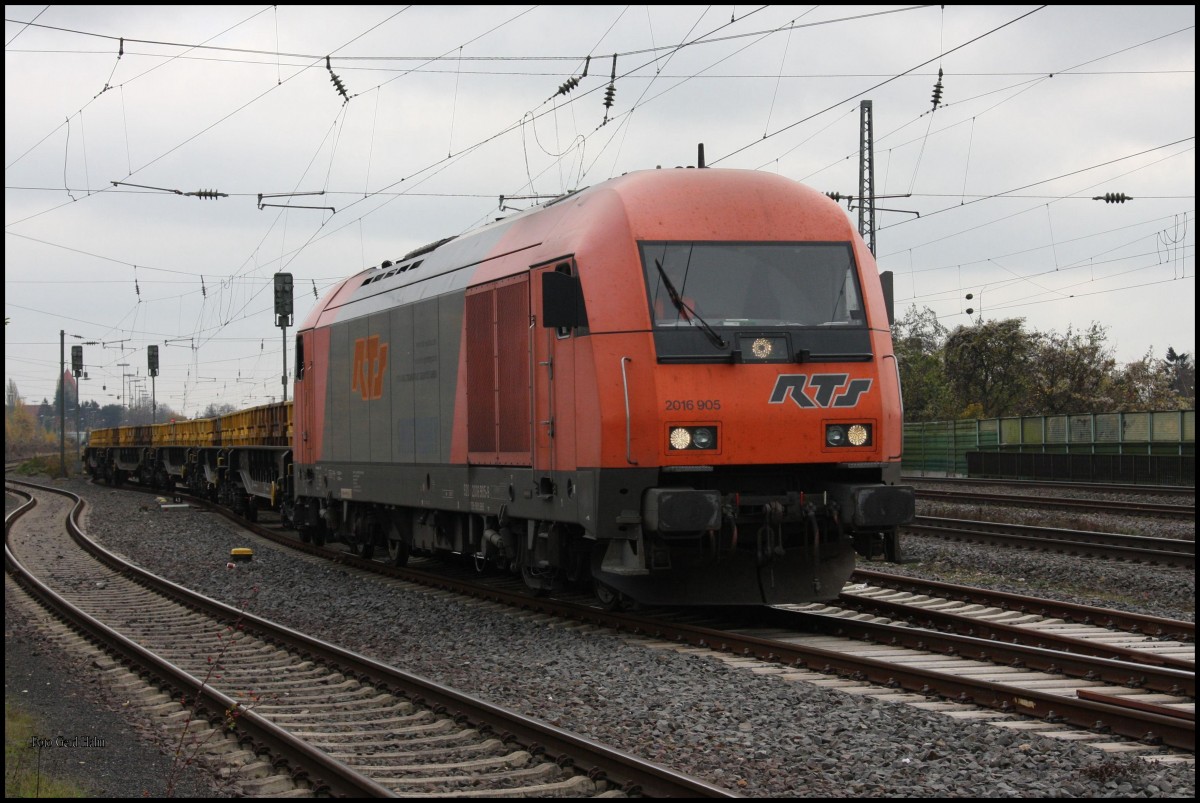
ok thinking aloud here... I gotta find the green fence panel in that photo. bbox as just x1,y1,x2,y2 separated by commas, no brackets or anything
904,409,1194,484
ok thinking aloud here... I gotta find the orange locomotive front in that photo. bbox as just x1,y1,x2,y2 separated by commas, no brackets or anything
290,167,914,607
533,169,913,605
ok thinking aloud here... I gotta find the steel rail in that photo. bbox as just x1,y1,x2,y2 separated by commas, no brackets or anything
917,488,1196,520
907,476,1195,498
5,483,394,798
851,568,1195,642
833,590,1195,674
906,516,1194,569
6,479,737,799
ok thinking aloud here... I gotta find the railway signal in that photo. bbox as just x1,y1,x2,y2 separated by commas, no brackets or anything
274,272,293,402
274,272,293,322
148,344,159,424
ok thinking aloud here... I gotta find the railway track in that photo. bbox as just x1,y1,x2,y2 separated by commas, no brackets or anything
5,479,736,798
16,477,1195,769
308,556,1198,754
849,568,1195,642
903,516,1194,569
138,490,1194,756
916,488,1195,520
908,476,1195,499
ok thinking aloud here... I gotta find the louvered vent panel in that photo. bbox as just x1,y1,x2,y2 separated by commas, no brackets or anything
465,289,496,453
496,278,530,453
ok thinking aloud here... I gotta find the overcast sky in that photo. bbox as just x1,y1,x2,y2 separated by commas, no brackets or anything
5,5,1195,418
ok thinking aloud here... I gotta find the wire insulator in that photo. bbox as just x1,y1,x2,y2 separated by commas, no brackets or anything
326,56,349,102
603,53,617,110
557,76,580,96
931,68,944,110
329,71,349,101
1093,192,1132,203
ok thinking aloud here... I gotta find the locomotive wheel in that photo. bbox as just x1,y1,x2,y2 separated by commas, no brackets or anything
521,566,551,597
386,538,409,567
594,581,623,611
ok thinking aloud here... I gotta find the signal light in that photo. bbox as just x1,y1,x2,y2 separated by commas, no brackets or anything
274,272,294,317
71,345,83,374
148,344,159,375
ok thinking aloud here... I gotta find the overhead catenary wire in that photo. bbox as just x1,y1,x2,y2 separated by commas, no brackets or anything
5,6,1192,411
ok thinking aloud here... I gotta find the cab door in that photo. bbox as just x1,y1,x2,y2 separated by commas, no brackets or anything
294,330,317,464
531,259,579,472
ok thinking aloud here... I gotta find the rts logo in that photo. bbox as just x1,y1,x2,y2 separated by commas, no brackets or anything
352,335,388,401
769,373,871,408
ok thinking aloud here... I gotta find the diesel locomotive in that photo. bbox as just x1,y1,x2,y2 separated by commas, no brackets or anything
87,166,914,607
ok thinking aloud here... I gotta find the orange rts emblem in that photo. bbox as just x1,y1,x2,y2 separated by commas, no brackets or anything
352,335,388,400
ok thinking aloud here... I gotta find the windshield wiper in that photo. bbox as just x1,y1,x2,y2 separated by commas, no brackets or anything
654,258,727,349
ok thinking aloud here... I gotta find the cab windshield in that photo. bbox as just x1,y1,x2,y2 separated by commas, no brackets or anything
641,242,865,329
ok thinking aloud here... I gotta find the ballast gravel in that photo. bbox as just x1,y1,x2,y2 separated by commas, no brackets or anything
8,476,1196,798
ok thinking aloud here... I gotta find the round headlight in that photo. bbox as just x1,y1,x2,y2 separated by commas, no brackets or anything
692,427,714,449
669,427,692,450
751,337,773,359
847,424,869,446
826,426,845,447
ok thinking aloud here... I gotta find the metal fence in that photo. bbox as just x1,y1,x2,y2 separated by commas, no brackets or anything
903,409,1195,485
